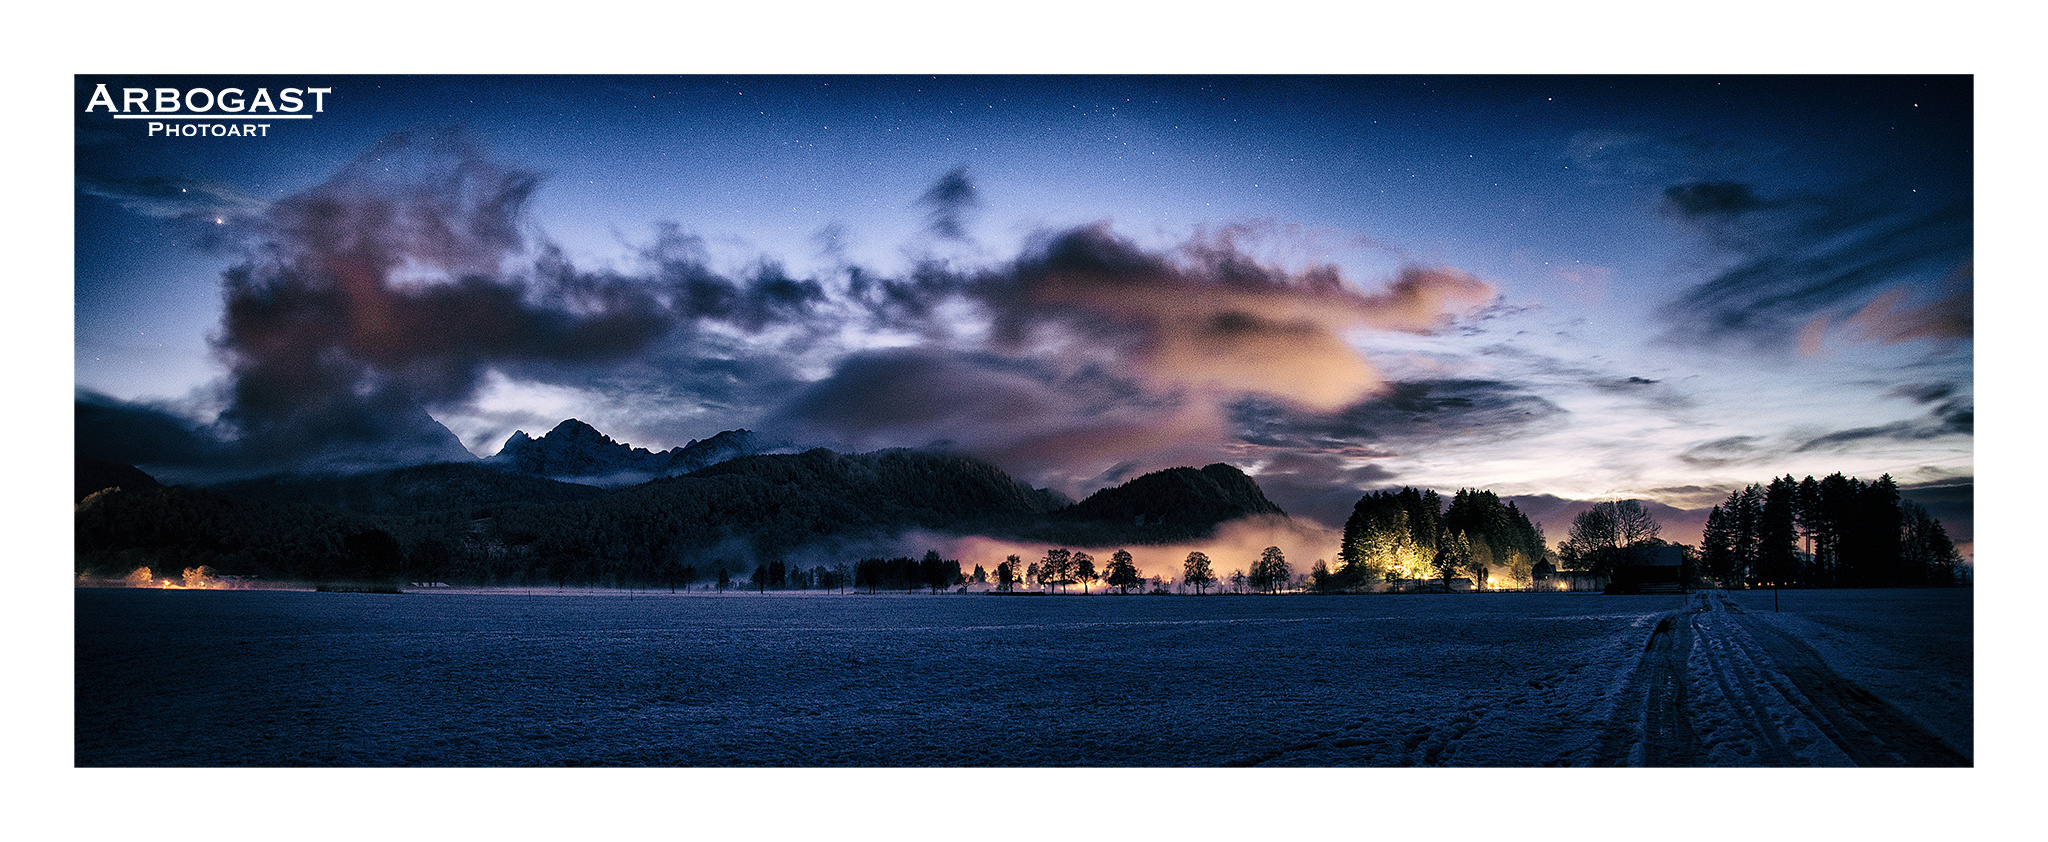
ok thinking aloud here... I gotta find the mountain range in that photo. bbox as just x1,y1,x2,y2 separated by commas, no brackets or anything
485,419,772,484
76,419,1291,587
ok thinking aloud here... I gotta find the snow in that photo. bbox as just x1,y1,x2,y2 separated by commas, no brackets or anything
73,586,1970,768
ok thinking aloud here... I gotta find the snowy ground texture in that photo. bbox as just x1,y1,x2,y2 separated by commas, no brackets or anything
73,587,1970,766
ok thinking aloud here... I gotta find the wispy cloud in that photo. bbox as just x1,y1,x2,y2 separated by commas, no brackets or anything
77,174,268,223
1655,179,1971,354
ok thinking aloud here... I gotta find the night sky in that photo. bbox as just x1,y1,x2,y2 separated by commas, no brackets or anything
72,74,1973,551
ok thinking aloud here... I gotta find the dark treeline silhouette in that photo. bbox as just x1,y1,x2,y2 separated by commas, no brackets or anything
1701,474,1963,588
77,449,1297,590
852,551,962,594
1331,488,1548,591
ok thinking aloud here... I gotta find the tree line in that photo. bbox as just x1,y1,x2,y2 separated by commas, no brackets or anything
1331,488,1550,591
1700,473,1963,588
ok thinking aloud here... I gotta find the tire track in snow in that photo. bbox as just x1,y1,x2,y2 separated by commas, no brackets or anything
1605,590,1968,766
1723,597,1969,767
1690,596,1802,765
1595,595,1703,765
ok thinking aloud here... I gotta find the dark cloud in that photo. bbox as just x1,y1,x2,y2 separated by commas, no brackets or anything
1591,375,1696,413
767,347,1208,495
1677,435,1767,469
1887,382,1956,404
1656,179,1971,352
211,128,679,468
916,166,979,241
1794,383,1971,452
1890,381,1973,434
1794,420,1961,453
1229,379,1568,454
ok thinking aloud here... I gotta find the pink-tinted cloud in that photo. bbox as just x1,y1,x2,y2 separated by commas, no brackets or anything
1001,225,1493,413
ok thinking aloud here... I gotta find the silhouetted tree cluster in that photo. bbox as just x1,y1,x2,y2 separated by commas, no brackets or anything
1560,499,1663,581
1333,487,1548,591
1701,474,1961,588
1247,546,1291,593
1182,551,1216,595
1104,550,1142,594
852,551,962,593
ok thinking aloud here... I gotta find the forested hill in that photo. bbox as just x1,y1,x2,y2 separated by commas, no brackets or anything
485,448,1077,574
210,462,607,515
77,443,1302,587
1053,463,1287,543
76,457,162,504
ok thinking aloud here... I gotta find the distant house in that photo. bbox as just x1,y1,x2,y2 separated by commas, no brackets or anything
1604,545,1686,595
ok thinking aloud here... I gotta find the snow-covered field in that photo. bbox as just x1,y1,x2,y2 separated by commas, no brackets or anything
73,586,1968,767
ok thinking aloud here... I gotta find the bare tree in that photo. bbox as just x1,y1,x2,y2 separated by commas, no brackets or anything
1183,551,1216,595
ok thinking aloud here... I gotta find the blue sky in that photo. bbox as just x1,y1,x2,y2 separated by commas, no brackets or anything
72,74,1973,548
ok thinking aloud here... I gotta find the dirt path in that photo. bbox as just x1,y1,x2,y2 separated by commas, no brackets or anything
1605,590,1967,766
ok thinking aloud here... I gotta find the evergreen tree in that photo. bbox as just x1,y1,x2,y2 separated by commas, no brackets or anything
1760,477,1800,586
1901,501,1963,585
1701,504,1737,585
1729,485,1764,584
1867,475,1905,586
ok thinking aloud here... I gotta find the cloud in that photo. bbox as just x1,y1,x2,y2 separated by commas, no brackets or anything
116,130,1502,487
1229,379,1568,453
1677,378,1971,467
767,346,1226,498
1794,381,1972,452
1656,179,1972,353
77,174,268,223
991,224,1494,413
916,166,979,241
1677,435,1767,469
763,223,1498,499
208,129,685,468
